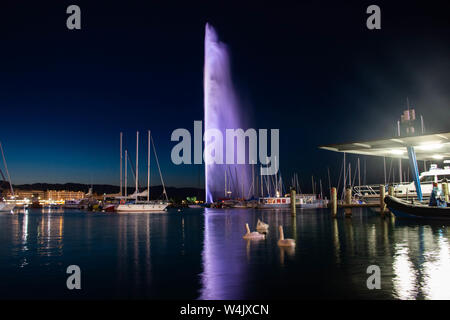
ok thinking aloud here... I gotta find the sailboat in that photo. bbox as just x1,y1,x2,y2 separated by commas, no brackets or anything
0,141,16,212
116,130,169,213
257,159,291,209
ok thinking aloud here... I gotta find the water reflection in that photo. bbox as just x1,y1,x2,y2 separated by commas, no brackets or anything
200,208,450,300
279,246,295,265
422,231,450,299
332,219,341,265
37,212,64,257
391,224,450,300
116,213,154,295
19,210,29,268
200,208,249,299
393,243,418,299
2,207,450,299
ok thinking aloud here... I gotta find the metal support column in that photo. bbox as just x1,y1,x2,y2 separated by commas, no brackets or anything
407,146,422,201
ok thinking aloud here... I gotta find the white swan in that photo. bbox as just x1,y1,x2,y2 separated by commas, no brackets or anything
256,219,269,232
277,225,295,247
243,223,265,240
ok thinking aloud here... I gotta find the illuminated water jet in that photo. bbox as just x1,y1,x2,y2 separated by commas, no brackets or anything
204,23,250,202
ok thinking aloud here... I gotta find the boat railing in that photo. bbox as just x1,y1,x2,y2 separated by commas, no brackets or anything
353,182,412,197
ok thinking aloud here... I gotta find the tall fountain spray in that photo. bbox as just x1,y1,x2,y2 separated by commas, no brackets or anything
204,23,250,202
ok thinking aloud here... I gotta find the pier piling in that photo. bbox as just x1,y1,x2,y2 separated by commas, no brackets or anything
344,188,352,217
331,187,337,218
388,185,394,197
443,181,449,203
290,189,296,216
379,185,386,217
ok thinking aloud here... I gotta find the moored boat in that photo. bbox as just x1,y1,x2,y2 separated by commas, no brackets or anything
64,199,81,209
0,202,15,212
116,130,170,213
385,195,450,220
116,201,168,213
257,196,291,209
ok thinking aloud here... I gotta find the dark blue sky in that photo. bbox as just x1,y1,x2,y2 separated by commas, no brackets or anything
0,1,449,191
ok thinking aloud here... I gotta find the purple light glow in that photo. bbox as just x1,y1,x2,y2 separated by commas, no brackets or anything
200,209,249,299
203,23,250,202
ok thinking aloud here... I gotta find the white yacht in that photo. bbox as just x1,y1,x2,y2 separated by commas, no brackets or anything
115,131,169,213
116,200,168,212
354,163,450,204
394,164,450,196
0,202,15,212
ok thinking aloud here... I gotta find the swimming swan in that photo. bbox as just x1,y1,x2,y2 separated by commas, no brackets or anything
277,225,295,247
243,223,265,240
256,219,269,232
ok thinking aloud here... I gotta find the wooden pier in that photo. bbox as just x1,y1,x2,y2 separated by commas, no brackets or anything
330,185,390,218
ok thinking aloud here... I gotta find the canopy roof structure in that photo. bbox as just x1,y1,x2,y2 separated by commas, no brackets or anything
319,132,450,161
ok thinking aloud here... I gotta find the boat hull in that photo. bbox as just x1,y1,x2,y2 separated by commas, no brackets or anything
257,203,290,209
103,204,117,212
116,203,169,213
385,195,450,220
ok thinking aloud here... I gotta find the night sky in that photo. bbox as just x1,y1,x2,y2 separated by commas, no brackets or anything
0,1,449,192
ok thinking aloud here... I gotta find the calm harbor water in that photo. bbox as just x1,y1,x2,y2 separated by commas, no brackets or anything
0,207,449,300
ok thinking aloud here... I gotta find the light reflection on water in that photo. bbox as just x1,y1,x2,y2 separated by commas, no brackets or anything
422,231,450,299
0,208,449,299
391,225,450,300
393,243,417,299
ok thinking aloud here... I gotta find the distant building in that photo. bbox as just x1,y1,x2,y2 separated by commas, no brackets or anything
6,190,45,200
7,189,85,201
45,190,85,201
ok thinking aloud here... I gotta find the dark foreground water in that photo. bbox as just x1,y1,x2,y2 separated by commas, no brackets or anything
0,207,449,300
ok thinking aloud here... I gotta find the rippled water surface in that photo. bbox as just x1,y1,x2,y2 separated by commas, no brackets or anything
0,207,449,299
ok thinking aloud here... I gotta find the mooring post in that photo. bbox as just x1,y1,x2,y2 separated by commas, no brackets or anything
331,187,337,218
379,184,386,217
290,189,296,216
388,185,394,197
344,187,352,217
387,185,394,217
442,181,449,203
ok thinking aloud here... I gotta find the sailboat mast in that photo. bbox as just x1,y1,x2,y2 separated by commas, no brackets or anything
147,130,150,202
120,132,123,196
252,163,255,198
224,169,227,197
136,131,139,201
274,156,278,196
260,165,263,197
319,179,323,199
125,149,128,198
150,134,169,201
0,142,14,196
358,158,361,187
327,167,331,199
349,163,351,188
343,152,346,190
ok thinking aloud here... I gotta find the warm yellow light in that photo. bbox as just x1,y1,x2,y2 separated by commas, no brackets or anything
417,143,443,151
389,149,405,155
